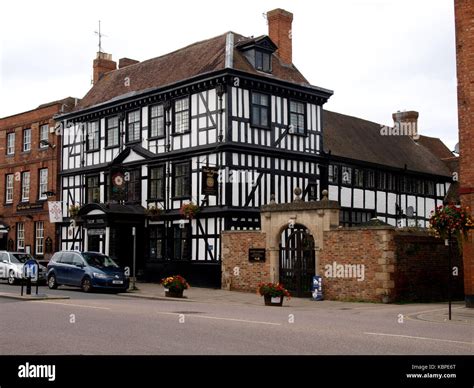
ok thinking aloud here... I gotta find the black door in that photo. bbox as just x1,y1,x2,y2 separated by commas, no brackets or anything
279,225,315,297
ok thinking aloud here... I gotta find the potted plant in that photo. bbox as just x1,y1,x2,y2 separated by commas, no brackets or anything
69,204,80,219
257,282,291,306
429,204,473,249
179,202,200,220
146,206,163,221
161,275,189,298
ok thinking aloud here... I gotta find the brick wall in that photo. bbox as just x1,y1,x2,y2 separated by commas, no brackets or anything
221,231,269,292
393,234,464,302
320,228,464,303
455,0,474,306
320,228,395,302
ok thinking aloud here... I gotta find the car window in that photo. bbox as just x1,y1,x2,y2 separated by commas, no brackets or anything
51,252,62,263
10,253,33,264
0,253,7,262
82,252,119,268
61,253,74,265
71,255,84,266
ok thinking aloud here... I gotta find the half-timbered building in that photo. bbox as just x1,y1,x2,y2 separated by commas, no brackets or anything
56,8,453,286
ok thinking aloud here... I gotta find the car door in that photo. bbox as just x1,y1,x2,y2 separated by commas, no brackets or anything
69,254,86,286
57,252,74,284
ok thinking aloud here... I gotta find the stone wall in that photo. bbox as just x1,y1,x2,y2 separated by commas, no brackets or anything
221,231,269,292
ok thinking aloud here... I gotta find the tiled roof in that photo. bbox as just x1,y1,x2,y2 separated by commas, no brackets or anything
323,110,452,177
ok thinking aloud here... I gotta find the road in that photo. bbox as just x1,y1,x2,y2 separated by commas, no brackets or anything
0,282,472,355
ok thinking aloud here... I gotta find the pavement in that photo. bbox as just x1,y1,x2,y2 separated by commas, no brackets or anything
122,282,474,326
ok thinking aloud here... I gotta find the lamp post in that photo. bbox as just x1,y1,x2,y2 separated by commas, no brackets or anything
447,231,452,321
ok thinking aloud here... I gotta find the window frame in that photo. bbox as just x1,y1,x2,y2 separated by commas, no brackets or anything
172,161,191,199
148,225,165,261
250,91,271,129
21,171,30,202
354,169,364,188
172,224,191,261
5,174,14,204
255,50,272,73
23,128,31,152
149,103,166,139
38,168,48,200
86,120,100,151
39,124,49,149
328,165,339,184
126,169,142,203
35,221,44,256
126,109,141,144
6,132,15,155
148,165,166,200
341,166,352,186
86,175,100,204
17,223,25,251
105,116,120,148
288,99,306,135
172,97,190,134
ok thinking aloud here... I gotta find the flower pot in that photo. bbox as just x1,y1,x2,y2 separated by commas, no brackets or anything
264,295,283,306
165,288,184,298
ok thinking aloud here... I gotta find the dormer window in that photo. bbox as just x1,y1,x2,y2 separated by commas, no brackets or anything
236,36,277,74
255,50,271,73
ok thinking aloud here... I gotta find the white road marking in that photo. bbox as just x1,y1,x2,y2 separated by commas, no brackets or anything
156,311,281,326
33,301,111,310
364,332,473,346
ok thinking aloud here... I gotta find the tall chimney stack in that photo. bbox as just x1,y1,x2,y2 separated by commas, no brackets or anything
93,52,116,85
267,8,293,65
392,110,419,140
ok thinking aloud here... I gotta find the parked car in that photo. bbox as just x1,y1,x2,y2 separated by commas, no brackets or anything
0,251,47,285
47,251,129,293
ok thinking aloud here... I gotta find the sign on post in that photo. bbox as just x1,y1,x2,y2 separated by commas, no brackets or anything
312,275,323,301
23,259,39,282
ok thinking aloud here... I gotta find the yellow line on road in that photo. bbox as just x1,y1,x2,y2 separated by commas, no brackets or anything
364,332,473,346
34,301,111,310
156,311,281,326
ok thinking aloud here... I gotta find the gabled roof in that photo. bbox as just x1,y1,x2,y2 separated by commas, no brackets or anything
323,110,452,177
111,144,155,165
417,135,455,160
75,32,309,111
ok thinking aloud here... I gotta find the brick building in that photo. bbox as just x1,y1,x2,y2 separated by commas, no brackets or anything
0,98,77,259
455,0,474,307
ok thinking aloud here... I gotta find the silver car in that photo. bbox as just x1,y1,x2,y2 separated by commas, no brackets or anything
0,251,47,285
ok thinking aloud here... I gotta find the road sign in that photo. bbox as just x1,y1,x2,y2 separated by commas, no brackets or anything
312,275,323,301
23,259,39,282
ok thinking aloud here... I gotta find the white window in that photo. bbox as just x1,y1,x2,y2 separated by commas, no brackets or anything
23,129,31,152
87,121,100,150
127,110,141,142
174,98,189,133
39,169,48,200
39,124,49,148
5,174,14,203
35,222,44,255
17,223,25,251
7,133,15,155
21,171,30,202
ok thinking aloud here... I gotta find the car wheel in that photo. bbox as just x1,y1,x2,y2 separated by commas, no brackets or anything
81,277,93,293
8,270,16,285
48,274,58,289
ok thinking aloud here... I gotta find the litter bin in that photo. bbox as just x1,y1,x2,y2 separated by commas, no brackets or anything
312,275,323,301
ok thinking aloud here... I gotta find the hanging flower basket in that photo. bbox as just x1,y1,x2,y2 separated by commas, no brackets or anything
429,204,473,249
69,205,80,219
146,206,163,221
179,202,200,220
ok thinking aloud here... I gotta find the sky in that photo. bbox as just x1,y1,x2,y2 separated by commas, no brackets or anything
0,0,458,149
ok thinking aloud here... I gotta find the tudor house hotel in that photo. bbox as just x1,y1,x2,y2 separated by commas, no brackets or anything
0,98,77,257
54,9,454,286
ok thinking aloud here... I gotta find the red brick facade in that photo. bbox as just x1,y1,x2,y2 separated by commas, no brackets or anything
0,98,76,260
454,0,474,306
267,8,293,65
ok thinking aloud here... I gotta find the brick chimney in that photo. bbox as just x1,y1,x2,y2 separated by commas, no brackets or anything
119,57,139,69
267,8,293,65
93,52,116,85
392,110,419,139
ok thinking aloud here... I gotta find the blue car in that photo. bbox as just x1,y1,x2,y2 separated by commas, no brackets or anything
47,251,129,293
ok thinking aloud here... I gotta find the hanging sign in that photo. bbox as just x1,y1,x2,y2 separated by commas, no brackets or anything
201,167,218,196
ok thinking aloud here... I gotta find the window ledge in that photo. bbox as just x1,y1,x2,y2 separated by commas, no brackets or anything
125,140,142,146
148,135,166,141
104,145,120,150
170,131,190,137
249,124,271,131
85,148,100,153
